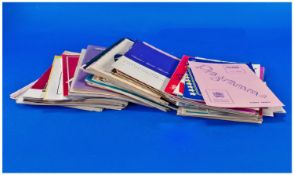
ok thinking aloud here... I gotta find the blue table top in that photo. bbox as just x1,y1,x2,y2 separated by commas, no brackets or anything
3,2,291,173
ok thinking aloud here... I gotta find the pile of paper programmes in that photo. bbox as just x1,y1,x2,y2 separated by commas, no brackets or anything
10,38,285,123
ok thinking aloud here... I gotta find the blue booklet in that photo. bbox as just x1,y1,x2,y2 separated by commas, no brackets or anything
112,40,180,91
124,41,179,78
183,67,204,101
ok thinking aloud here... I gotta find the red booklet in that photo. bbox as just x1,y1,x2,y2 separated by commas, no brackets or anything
32,66,52,89
164,55,189,95
22,66,52,100
62,54,80,96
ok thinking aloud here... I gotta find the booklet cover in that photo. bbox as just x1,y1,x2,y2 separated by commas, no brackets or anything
164,55,189,95
62,54,80,96
70,45,105,93
22,66,52,100
183,67,204,101
44,56,68,101
183,57,259,102
111,40,179,91
189,61,284,108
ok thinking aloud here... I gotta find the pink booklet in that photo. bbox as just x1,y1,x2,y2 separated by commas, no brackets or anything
189,61,284,108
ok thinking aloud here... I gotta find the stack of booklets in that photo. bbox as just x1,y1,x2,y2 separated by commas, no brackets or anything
11,38,286,123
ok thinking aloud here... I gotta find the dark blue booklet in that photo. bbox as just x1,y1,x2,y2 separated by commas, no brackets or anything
124,41,179,78
112,40,180,91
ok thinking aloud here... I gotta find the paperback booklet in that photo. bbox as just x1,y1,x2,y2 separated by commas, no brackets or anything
189,61,284,108
111,40,180,91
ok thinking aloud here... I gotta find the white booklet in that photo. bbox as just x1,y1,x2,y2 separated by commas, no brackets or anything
44,56,68,101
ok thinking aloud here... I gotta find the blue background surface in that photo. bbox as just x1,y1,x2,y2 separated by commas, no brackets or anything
3,2,292,173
